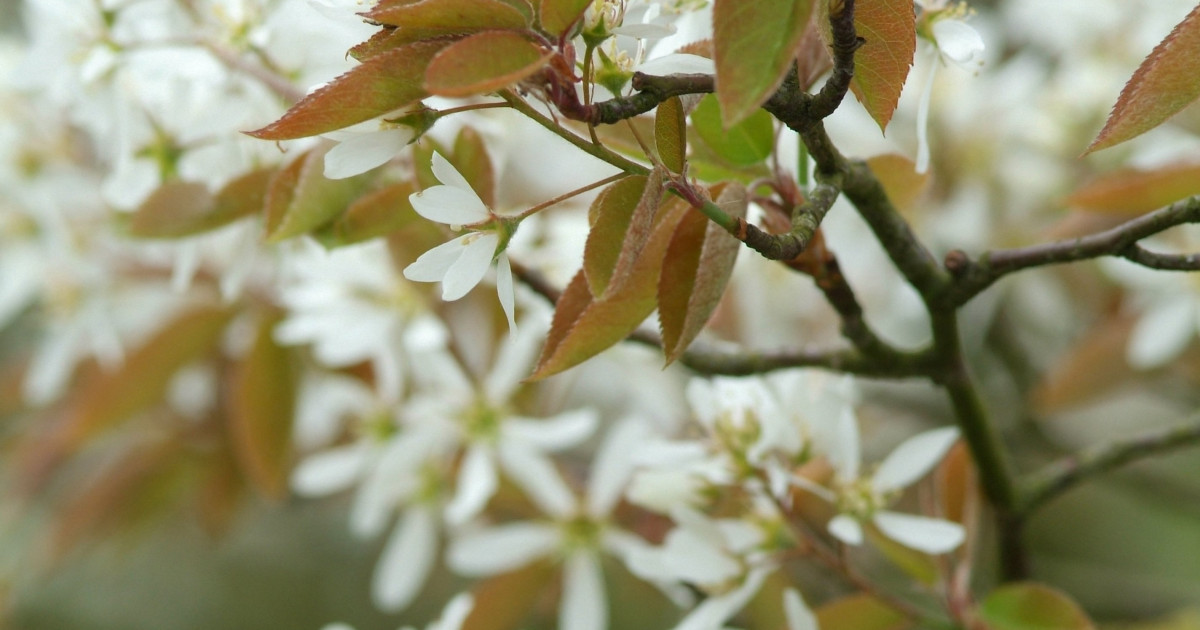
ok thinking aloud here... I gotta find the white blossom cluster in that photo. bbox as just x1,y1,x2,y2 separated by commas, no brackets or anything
3,0,1199,627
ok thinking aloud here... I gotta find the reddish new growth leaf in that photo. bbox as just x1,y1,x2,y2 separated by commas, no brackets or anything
246,41,447,141
363,0,529,34
658,183,745,364
1064,162,1200,216
425,31,553,97
1086,4,1200,154
713,0,813,127
818,0,916,132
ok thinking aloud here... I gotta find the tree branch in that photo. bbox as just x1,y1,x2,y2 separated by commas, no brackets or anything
1020,416,1200,515
945,196,1200,305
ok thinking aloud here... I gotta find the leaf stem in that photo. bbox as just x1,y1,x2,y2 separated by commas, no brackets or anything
514,173,631,221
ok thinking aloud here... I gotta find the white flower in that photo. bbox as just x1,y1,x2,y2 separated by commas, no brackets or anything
915,1,985,174
404,151,517,332
447,419,650,630
274,238,445,402
800,421,965,554
322,118,416,179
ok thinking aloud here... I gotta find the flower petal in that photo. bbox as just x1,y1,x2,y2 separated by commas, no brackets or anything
495,254,517,335
324,128,413,179
405,237,467,283
1127,295,1196,369
372,506,438,611
290,443,368,496
561,552,607,630
504,409,598,452
671,567,768,630
409,185,491,226
442,233,498,300
636,53,715,77
447,522,559,575
873,426,959,493
828,514,864,546
432,151,479,196
432,593,475,630
784,588,818,630
444,445,498,526
932,19,984,67
499,442,577,519
873,511,965,554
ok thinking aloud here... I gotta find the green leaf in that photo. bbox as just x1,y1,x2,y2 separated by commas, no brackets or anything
713,0,814,127
227,311,296,501
1086,5,1200,154
320,181,424,246
531,199,688,380
978,582,1096,630
655,96,687,173
816,593,911,630
128,168,276,238
1064,162,1200,216
425,30,553,98
246,41,448,141
363,0,530,31
263,150,308,235
691,94,774,166
820,0,915,131
583,175,650,297
537,0,591,38
266,146,376,243
659,183,744,364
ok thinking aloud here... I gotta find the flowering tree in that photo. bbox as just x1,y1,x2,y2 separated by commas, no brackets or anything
4,0,1200,628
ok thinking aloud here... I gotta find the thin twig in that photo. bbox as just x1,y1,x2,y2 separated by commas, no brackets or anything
1020,416,1200,515
945,196,1200,305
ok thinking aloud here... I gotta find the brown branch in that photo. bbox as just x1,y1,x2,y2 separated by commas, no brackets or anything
1021,416,1200,515
945,196,1200,306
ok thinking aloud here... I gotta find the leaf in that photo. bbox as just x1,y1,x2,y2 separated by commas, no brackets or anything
51,436,192,560
20,307,232,490
1030,314,1138,414
453,126,498,208
425,31,553,98
363,0,530,32
816,593,911,630
461,560,557,630
655,96,687,173
658,183,744,363
1086,5,1200,154
866,153,929,217
1064,162,1200,216
227,311,297,501
246,40,448,141
691,94,775,166
266,145,375,243
712,0,814,127
583,175,651,297
537,0,591,37
128,168,276,238
828,0,916,131
978,582,1096,630
603,167,667,298
865,525,941,586
263,150,309,235
531,199,688,379
321,181,426,246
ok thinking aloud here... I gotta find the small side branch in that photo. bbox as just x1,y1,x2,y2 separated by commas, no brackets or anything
1020,417,1200,516
809,0,862,120
946,196,1200,305
677,180,842,261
